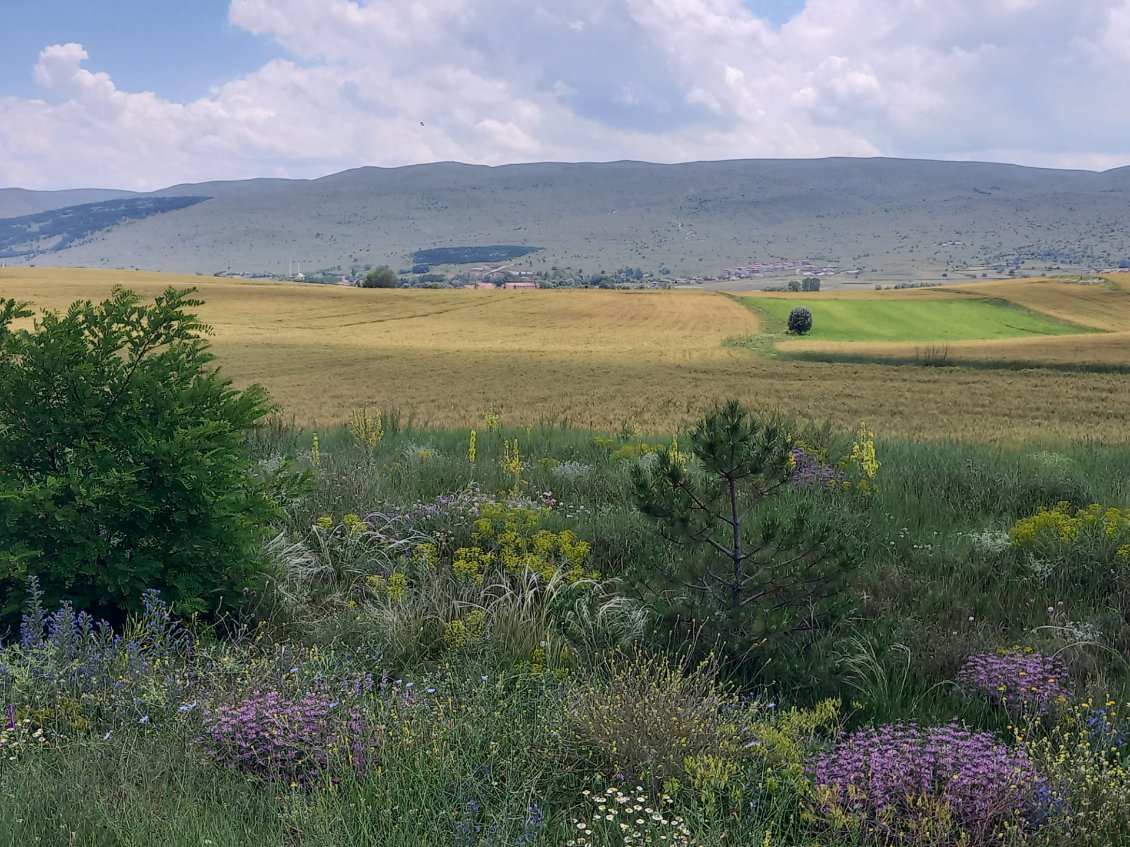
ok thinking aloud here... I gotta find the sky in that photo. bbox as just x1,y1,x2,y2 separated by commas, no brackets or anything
1,0,1128,190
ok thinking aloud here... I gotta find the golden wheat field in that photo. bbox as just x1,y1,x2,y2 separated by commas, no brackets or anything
2,268,1129,444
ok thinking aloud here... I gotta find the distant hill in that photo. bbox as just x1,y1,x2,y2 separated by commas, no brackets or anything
0,187,138,219
2,158,1129,282
0,196,212,261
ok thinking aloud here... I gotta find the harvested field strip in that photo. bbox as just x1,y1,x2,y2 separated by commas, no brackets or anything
933,277,1130,331
778,330,1130,368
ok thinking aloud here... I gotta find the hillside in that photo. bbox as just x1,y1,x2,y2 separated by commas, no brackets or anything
3,158,1130,280
0,186,138,218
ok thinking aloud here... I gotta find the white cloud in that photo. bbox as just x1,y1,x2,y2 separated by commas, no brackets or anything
0,0,1128,189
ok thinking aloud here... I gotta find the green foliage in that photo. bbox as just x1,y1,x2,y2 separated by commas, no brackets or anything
0,287,274,622
800,276,821,292
786,306,813,334
412,245,541,265
361,265,399,288
632,401,858,676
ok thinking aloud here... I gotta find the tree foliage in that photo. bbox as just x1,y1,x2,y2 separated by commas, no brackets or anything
632,400,856,678
361,266,399,288
0,287,275,624
787,306,813,334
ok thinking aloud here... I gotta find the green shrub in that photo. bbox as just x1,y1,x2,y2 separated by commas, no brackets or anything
361,266,399,288
0,287,274,622
632,401,858,678
786,306,813,334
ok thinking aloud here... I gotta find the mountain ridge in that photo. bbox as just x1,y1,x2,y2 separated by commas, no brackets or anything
2,157,1128,281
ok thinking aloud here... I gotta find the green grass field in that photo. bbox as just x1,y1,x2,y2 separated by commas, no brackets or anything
748,297,1086,342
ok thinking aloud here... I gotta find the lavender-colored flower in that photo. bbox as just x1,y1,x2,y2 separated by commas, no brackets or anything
202,690,373,786
810,721,1044,845
957,649,1072,714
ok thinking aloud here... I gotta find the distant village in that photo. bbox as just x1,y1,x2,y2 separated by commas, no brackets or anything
259,256,861,290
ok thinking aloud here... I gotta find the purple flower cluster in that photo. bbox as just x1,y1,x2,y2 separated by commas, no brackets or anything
202,690,369,785
810,721,1044,845
405,486,494,528
957,649,1072,714
790,446,844,489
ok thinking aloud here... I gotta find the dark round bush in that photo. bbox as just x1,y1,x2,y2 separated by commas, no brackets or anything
787,306,813,334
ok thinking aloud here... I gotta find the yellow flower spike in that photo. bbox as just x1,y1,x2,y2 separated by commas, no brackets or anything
347,407,384,449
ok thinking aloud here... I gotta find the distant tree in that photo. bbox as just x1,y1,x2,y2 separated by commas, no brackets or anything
801,276,821,292
787,306,813,335
361,266,398,288
787,280,801,292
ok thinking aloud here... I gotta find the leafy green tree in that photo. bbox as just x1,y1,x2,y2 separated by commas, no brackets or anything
361,266,399,288
787,306,813,334
801,276,821,292
632,401,857,679
0,287,275,623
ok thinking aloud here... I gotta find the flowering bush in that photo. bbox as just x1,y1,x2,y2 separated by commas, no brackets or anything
1010,502,1130,580
957,648,1072,714
788,423,879,498
810,721,1044,845
410,500,596,587
202,690,370,786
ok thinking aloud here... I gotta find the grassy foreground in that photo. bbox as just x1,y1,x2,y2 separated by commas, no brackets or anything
3,268,1130,444
4,415,1130,845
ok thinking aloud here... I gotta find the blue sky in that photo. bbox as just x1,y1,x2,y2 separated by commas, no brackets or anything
1,0,1128,190
1,1,280,101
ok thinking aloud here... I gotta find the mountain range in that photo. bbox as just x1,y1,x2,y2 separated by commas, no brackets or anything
2,158,1128,283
